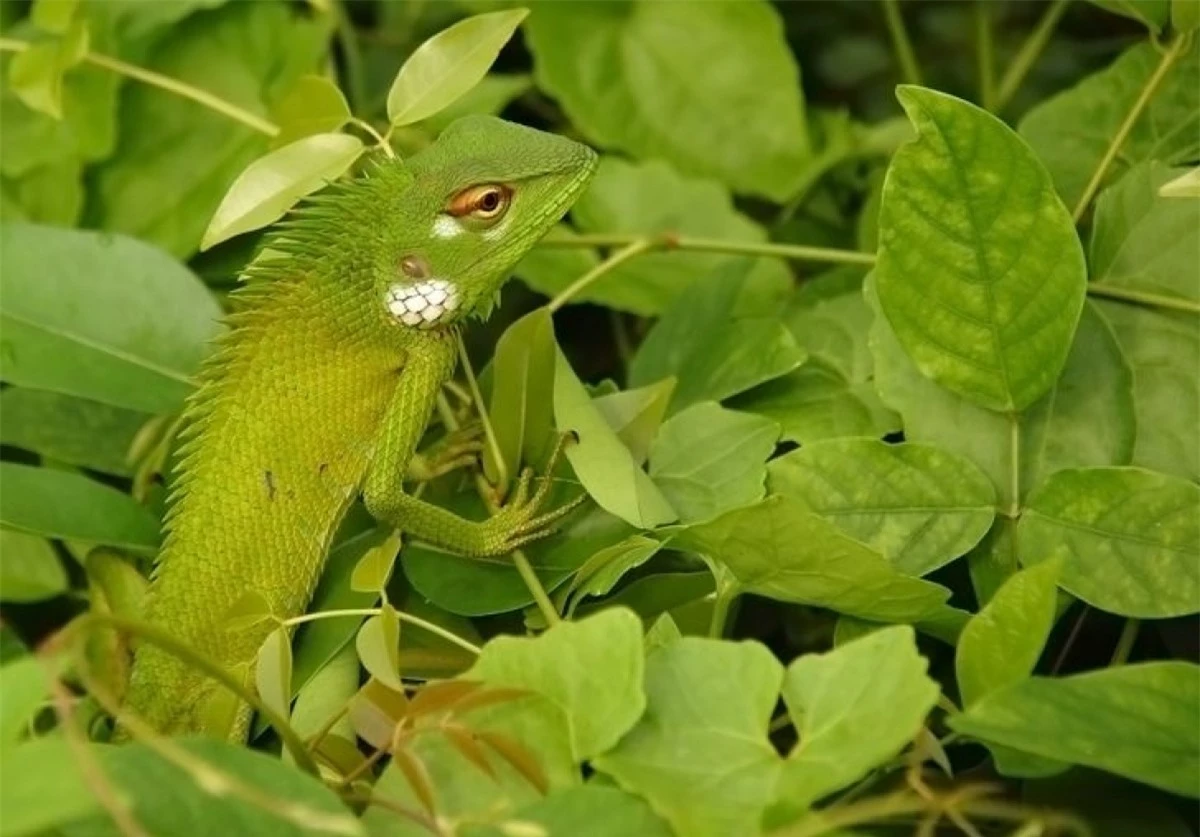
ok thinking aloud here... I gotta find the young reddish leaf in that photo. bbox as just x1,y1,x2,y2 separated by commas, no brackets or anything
405,679,483,719
386,8,530,127
391,745,438,815
449,685,533,716
443,724,497,779
474,730,549,794
200,133,363,251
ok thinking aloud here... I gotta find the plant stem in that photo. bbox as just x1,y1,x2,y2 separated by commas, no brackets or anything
0,37,280,136
547,239,658,311
456,333,507,491
284,608,482,655
350,117,395,158
331,0,366,116
1109,618,1140,666
540,232,875,268
73,614,320,776
1086,282,1200,314
882,0,923,86
1072,34,1189,222
1008,411,1021,518
976,1,996,110
513,551,561,628
994,0,1070,112
707,584,738,639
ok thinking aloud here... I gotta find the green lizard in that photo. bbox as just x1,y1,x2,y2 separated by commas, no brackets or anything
122,116,598,740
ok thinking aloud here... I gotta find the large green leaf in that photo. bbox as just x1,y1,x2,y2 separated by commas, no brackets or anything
270,74,350,147
386,8,528,127
0,463,160,553
1091,161,1200,302
1018,467,1199,618
768,439,995,577
90,1,330,257
876,87,1086,412
525,159,792,315
554,350,676,529
778,626,939,812
463,785,673,837
871,283,1135,511
1019,41,1200,209
485,307,557,487
1087,0,1171,31
732,359,899,445
1098,302,1198,481
0,528,67,603
950,662,1200,797
0,655,52,746
467,608,644,762
200,132,363,250
594,638,783,837
0,224,222,414
648,402,779,524
526,0,808,201
671,496,951,623
0,388,149,477
628,261,805,411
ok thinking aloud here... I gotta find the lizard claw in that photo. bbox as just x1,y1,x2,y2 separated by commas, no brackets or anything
407,424,486,482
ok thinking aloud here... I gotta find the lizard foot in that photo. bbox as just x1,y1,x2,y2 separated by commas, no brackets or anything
407,423,485,482
473,432,586,555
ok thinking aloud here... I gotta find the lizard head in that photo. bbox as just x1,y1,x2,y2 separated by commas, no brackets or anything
378,115,597,331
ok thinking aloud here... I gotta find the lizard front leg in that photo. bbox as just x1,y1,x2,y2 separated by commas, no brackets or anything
364,333,580,557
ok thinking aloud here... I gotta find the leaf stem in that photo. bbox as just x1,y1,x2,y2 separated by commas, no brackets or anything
547,239,658,312
541,232,876,266
350,117,395,159
1072,34,1190,222
1086,283,1200,314
1109,618,1140,666
283,608,482,655
456,333,507,491
331,0,366,116
0,37,280,137
994,0,1071,112
513,552,562,628
976,1,996,110
1007,411,1021,517
881,0,923,86
68,614,321,776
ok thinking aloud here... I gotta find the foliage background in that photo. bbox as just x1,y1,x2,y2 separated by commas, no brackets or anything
0,0,1197,836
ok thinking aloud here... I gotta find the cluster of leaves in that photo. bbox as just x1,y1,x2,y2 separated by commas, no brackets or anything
1,1,1198,836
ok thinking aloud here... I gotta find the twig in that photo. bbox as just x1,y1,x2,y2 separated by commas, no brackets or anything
882,0,923,86
994,0,1071,112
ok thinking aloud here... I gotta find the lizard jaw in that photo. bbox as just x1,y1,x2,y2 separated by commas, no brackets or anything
385,279,461,330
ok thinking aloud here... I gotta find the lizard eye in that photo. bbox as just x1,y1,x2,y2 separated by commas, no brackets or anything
447,184,511,223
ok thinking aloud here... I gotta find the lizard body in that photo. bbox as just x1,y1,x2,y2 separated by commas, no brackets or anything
123,117,597,739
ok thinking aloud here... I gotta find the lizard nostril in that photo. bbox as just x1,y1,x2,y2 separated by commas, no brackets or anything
400,255,429,279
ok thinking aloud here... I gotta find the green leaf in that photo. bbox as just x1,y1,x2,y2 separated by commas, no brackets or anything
270,74,351,147
547,159,792,315
349,529,400,593
255,626,293,722
1098,302,1198,480
768,439,995,577
0,737,99,837
32,0,80,34
1159,165,1200,197
467,608,644,762
629,261,805,412
732,358,899,445
554,350,676,529
672,496,951,623
1091,161,1199,303
591,378,675,466
1087,0,1171,31
91,1,330,258
289,643,357,751
0,528,66,603
64,737,361,836
201,132,362,251
1019,41,1200,209
0,388,148,477
950,661,1200,797
485,306,557,486
526,0,808,201
566,535,663,613
0,224,223,414
593,638,783,837
0,463,159,553
877,87,1086,412
1018,467,1199,618
1174,0,1200,31
777,626,939,812
7,19,89,120
0,655,52,745
415,72,533,138
871,283,1135,510
783,267,876,381
464,785,674,837
386,8,529,127
957,559,1060,708
648,402,778,525
1025,769,1196,837
356,604,403,691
